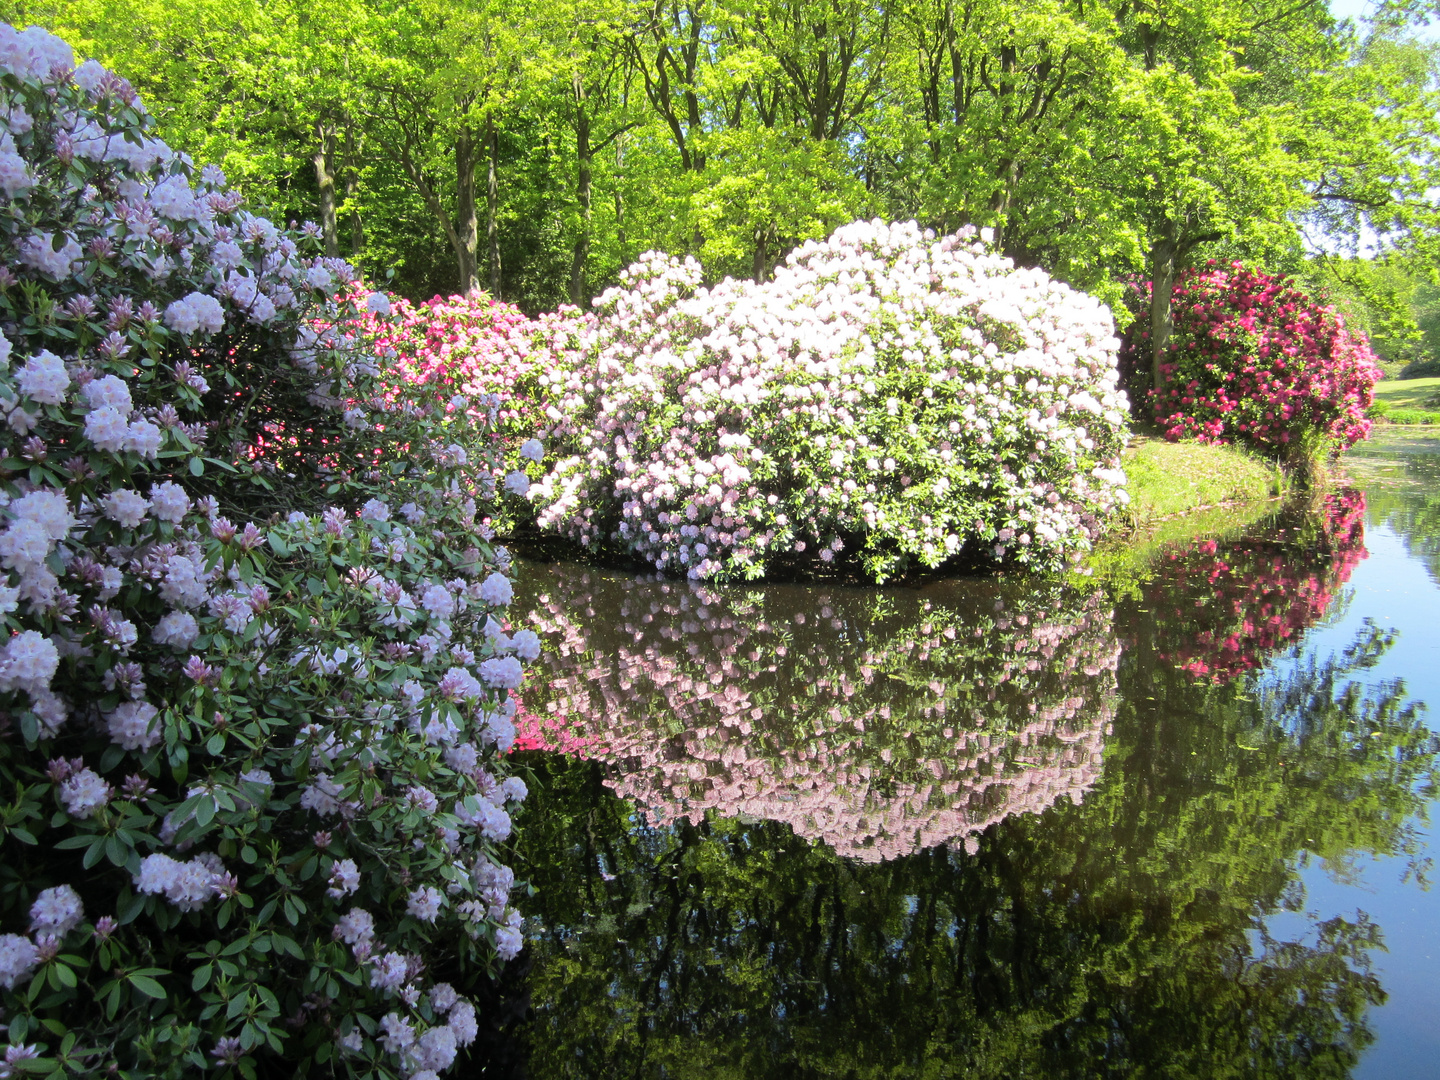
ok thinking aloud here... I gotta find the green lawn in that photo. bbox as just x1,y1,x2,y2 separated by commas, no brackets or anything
1084,437,1285,586
1371,376,1440,424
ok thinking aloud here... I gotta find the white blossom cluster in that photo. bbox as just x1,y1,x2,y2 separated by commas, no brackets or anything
530,220,1131,581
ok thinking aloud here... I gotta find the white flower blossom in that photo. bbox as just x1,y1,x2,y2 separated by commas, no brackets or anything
59,767,111,818
479,572,513,607
102,489,149,528
29,884,83,937
15,350,70,404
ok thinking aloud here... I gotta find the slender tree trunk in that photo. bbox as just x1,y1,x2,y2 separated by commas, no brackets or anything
614,133,626,253
570,72,593,307
455,126,480,294
752,224,769,283
486,112,502,296
313,121,339,259
987,158,1018,249
343,126,363,259
1150,234,1177,394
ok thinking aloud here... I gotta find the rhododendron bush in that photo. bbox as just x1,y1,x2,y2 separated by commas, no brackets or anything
339,290,586,532
0,26,531,1080
513,563,1118,862
1123,264,1382,460
529,221,1132,582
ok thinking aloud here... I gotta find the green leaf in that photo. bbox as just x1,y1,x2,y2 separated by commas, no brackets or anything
127,973,167,999
189,457,204,476
105,835,128,867
191,964,213,992
81,836,106,870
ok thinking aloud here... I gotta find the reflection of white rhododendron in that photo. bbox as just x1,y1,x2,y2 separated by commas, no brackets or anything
0,25,529,1079
530,221,1130,582
516,564,1117,862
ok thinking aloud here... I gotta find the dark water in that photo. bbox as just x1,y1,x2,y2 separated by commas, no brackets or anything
498,429,1440,1079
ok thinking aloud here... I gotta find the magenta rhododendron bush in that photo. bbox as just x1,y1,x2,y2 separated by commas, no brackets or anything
529,222,1132,582
513,564,1118,862
0,25,533,1080
1125,263,1382,456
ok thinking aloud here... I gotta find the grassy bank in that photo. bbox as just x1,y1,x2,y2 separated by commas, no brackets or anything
1085,437,1286,582
1369,376,1440,425
1121,437,1286,527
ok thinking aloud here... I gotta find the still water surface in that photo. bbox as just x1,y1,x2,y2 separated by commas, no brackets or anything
502,428,1440,1078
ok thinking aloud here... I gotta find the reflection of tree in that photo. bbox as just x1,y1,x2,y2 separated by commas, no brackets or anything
1132,489,1367,682
508,620,1436,1079
513,566,1119,861
1358,442,1440,586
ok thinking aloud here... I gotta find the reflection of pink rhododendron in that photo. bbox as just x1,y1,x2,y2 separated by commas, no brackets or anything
512,563,1119,862
1141,490,1368,683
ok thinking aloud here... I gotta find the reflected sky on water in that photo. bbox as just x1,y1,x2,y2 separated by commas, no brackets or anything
1270,431,1440,1079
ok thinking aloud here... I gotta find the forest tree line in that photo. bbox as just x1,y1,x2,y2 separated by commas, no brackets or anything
6,0,1440,362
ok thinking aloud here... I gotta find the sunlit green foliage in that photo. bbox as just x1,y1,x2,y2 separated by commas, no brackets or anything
4,0,1437,321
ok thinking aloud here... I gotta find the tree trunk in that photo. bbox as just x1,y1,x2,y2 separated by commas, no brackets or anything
987,158,1018,249
455,126,480,294
570,72,592,307
752,224,770,283
1150,235,1177,394
614,132,626,253
486,112,502,297
312,121,339,259
343,125,363,259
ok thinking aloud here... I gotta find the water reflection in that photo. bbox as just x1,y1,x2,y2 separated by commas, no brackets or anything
493,477,1439,1079
1345,431,1440,586
1130,489,1368,682
510,618,1434,1079
513,569,1119,861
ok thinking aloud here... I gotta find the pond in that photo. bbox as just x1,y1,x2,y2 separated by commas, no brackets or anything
487,429,1440,1079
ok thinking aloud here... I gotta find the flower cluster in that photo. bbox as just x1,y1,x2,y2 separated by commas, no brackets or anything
1135,489,1368,682
513,562,1118,861
0,25,534,1080
1123,264,1382,458
527,221,1132,582
336,288,588,530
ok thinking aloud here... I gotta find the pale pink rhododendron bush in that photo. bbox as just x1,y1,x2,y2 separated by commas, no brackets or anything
0,25,533,1079
528,224,1132,582
515,565,1118,862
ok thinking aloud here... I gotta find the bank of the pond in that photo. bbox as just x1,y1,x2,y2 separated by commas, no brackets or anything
1369,375,1440,425
1120,436,1285,527
1087,437,1287,580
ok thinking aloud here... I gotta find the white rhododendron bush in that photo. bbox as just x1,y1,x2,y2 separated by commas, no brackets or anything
531,221,1132,582
0,26,532,1080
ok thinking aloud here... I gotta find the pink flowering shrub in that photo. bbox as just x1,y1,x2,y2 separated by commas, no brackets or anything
514,564,1118,862
1123,264,1382,459
337,290,588,531
530,222,1132,582
0,26,533,1079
